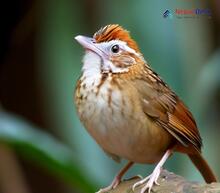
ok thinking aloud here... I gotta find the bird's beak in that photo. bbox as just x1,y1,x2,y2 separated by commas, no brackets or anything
75,35,104,57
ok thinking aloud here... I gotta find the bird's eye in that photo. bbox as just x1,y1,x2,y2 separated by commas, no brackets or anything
111,44,120,53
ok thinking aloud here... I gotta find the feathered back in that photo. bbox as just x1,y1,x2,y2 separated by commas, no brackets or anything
94,24,139,52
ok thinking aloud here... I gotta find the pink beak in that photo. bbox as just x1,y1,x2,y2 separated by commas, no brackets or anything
75,35,105,57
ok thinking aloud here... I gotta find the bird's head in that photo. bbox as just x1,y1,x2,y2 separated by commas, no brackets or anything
75,24,145,74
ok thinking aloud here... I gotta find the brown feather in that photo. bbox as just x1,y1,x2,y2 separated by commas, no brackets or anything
94,24,140,52
168,100,202,152
132,65,202,152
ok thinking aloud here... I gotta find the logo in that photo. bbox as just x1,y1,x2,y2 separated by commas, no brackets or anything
175,8,211,18
163,8,212,19
163,10,173,19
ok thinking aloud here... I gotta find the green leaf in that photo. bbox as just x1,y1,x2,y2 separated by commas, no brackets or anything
0,110,96,193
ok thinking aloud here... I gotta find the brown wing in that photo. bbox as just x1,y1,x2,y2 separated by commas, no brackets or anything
135,66,202,152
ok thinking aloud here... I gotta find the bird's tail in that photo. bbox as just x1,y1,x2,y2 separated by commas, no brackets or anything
188,153,217,183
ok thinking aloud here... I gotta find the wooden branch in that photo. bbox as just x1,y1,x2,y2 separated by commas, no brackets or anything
107,170,220,193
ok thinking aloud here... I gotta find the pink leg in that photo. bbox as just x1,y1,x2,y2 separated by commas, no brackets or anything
97,161,134,193
132,149,172,193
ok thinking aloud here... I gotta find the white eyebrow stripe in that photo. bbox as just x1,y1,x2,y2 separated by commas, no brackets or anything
96,40,140,56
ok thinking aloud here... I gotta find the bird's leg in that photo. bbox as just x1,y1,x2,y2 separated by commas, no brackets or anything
96,161,134,193
132,149,172,193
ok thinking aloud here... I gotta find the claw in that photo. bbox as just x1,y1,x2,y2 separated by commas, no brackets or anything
132,168,161,193
96,178,120,193
132,150,172,193
96,161,134,193
132,175,150,191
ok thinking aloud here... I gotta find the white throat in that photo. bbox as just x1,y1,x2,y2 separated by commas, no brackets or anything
81,51,102,88
82,51,102,75
82,50,129,74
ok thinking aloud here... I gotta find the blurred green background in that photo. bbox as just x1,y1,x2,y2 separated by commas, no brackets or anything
0,0,220,193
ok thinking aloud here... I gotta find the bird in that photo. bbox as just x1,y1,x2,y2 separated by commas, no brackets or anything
74,24,217,193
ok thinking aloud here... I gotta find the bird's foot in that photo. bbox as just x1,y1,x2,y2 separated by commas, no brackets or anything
96,161,134,193
96,176,121,193
132,150,171,193
132,166,161,193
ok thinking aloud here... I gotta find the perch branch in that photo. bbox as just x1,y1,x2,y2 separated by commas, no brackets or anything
106,170,220,193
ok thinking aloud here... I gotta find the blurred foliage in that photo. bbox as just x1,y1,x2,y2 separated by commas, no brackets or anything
0,110,96,193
